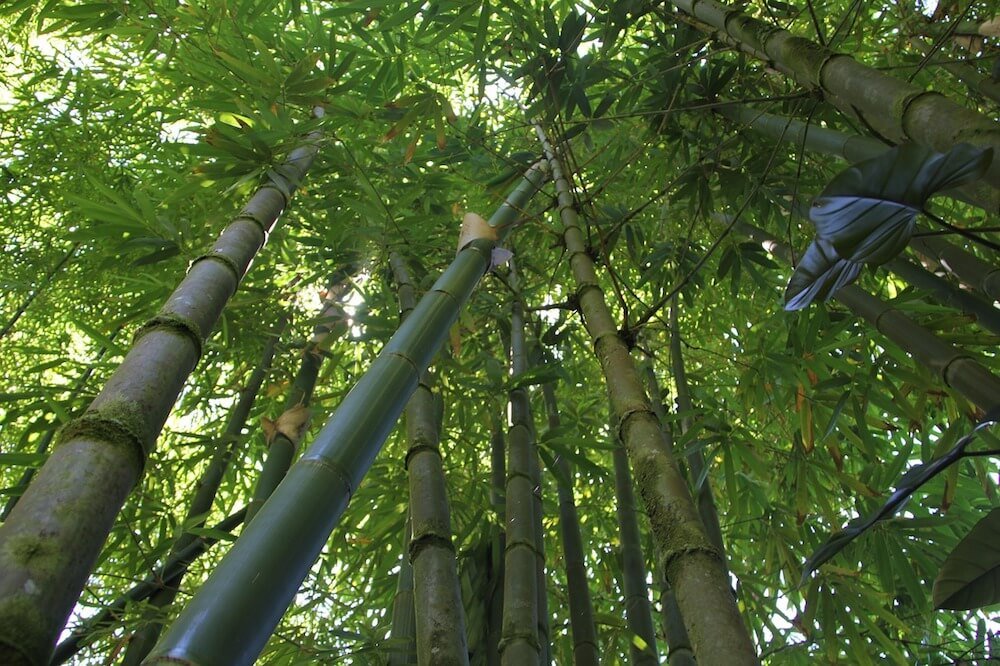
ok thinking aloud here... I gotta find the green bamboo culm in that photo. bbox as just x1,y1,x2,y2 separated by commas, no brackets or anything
49,509,246,665
539,382,600,666
486,418,506,666
245,274,353,523
670,0,1000,211
144,162,547,666
736,219,1000,414
639,360,696,666
499,259,544,665
388,513,417,665
908,37,1000,105
0,110,325,666
534,123,759,665
611,425,659,666
118,316,287,665
390,252,469,665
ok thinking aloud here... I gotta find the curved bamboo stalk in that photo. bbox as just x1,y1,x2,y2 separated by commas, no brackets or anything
736,220,1000,413
144,163,547,666
672,0,1000,210
0,110,325,666
49,509,246,665
909,235,1000,302
388,514,417,666
119,316,287,665
612,434,660,665
246,275,352,523
885,258,1000,337
540,382,600,666
534,125,758,665
500,260,542,665
390,252,468,665
639,361,696,666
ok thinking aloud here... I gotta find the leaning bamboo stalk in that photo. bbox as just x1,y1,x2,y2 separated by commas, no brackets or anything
612,433,660,666
246,275,352,523
715,102,992,213
500,261,543,665
736,220,1000,413
0,110,325,666
145,163,547,666
535,125,758,665
909,235,1000,302
669,0,1000,209
119,316,287,665
388,514,417,666
49,509,246,665
540,382,600,666
718,104,1000,300
670,303,728,565
638,361,696,666
390,252,468,665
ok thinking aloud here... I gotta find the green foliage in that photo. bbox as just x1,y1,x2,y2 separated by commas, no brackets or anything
1,0,999,663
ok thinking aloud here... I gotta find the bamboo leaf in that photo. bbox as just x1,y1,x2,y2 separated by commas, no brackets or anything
933,507,1000,610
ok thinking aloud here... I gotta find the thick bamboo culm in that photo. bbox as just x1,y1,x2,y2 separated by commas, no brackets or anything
500,261,543,665
0,110,325,666
145,163,547,666
671,0,1000,211
534,124,759,665
390,252,469,665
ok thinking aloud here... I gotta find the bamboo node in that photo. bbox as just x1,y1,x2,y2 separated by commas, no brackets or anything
56,408,147,468
133,314,204,359
617,406,658,443
190,251,243,286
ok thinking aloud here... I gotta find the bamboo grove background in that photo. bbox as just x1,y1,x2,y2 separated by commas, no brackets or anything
2,0,1000,663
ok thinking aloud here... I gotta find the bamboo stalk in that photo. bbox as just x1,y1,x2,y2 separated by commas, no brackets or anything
534,125,758,665
612,435,660,666
118,316,287,665
144,163,547,666
736,220,1000,414
638,361,696,666
540,382,600,666
388,514,417,666
0,110,325,666
670,0,1000,211
390,252,468,666
486,420,506,666
908,37,1000,104
500,260,542,665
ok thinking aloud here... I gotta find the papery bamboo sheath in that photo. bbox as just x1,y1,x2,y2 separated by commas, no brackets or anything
145,164,546,666
0,112,324,666
536,124,758,665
